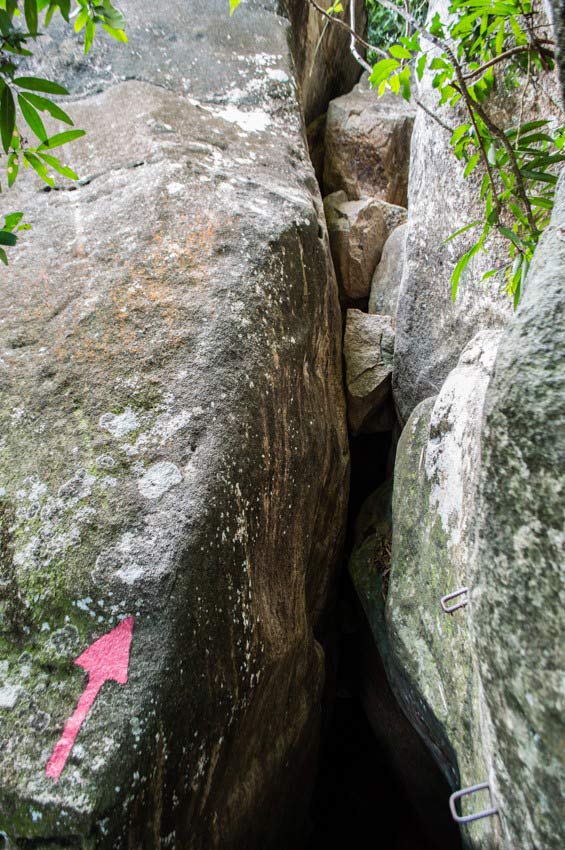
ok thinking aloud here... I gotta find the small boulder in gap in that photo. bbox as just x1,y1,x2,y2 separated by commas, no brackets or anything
369,223,408,318
324,191,407,301
324,76,415,205
344,310,395,434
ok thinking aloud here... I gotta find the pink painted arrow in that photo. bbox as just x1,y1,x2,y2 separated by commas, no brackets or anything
45,616,135,781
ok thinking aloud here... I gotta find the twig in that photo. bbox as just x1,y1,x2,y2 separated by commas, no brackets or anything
415,98,454,134
462,41,554,80
305,0,387,57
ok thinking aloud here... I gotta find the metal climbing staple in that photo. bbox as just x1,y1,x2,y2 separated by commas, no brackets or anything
440,586,469,614
449,782,499,824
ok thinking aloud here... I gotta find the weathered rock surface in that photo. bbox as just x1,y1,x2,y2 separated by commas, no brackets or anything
548,0,565,100
386,330,503,849
323,75,415,204
0,2,349,848
324,192,407,301
343,310,395,434
369,223,407,317
471,175,565,850
392,0,556,422
284,0,366,125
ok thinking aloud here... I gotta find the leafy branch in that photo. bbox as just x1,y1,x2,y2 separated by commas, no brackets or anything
0,0,127,264
232,0,562,306
350,0,563,304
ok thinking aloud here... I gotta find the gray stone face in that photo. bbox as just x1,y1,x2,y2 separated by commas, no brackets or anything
548,0,565,102
369,223,407,318
324,192,407,301
343,310,396,434
472,176,565,850
323,75,415,204
283,0,366,124
0,2,349,848
386,330,504,850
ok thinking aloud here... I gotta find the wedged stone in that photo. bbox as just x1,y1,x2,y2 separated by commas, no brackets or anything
0,2,349,848
284,0,366,124
391,0,559,423
369,223,407,318
386,330,504,850
472,175,565,850
344,310,395,434
323,75,415,205
324,192,407,301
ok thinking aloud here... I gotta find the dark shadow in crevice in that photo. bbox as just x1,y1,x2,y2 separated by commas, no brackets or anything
306,574,462,850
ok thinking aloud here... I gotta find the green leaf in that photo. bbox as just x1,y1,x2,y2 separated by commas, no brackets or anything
101,23,127,42
389,74,400,95
18,93,48,142
0,229,17,246
443,220,481,244
84,17,95,52
74,7,88,31
509,201,529,228
23,150,56,186
19,92,73,124
430,57,449,70
14,76,69,95
7,152,19,187
505,120,549,139
499,226,528,250
450,240,483,301
389,44,412,60
229,0,241,15
369,58,400,88
529,196,553,210
450,123,471,146
3,211,23,231
520,168,558,185
37,150,78,180
416,54,427,81
24,0,38,34
429,12,445,37
39,128,86,149
0,247,8,265
1,85,15,154
463,152,480,178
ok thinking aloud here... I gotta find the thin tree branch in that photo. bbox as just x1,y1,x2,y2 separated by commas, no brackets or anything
415,98,454,133
463,41,554,80
305,0,387,57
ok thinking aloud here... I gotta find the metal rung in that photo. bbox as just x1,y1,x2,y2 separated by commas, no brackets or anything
441,586,469,614
449,782,499,824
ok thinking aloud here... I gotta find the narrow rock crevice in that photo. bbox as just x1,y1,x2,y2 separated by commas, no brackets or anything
299,44,463,850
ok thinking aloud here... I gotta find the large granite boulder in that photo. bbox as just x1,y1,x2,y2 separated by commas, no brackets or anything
324,191,406,301
386,330,504,849
323,75,415,204
471,175,565,850
283,0,366,124
0,2,349,848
